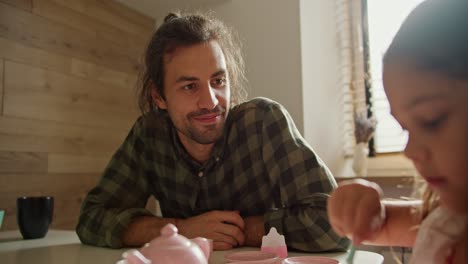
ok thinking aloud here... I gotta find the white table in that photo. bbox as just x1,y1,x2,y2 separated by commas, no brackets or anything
0,230,384,263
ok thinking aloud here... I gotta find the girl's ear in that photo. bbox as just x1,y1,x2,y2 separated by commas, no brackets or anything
151,85,167,110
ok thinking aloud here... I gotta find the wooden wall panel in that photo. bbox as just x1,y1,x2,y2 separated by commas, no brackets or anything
4,61,138,129
0,3,141,74
0,116,126,155
4,60,136,108
0,37,71,74
0,116,127,143
0,131,119,156
0,59,3,115
50,0,154,37
0,0,154,230
48,154,109,174
0,151,47,173
0,38,137,90
33,0,148,56
70,58,137,90
0,0,32,11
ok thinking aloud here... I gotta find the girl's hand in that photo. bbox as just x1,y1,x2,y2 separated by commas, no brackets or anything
327,179,386,245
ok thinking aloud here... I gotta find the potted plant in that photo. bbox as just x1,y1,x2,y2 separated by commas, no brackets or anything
352,113,377,177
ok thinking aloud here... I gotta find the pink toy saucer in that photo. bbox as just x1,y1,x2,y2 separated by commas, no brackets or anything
281,256,340,264
225,250,279,263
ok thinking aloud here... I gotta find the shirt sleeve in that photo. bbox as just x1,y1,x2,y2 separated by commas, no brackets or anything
259,99,350,252
75,118,154,248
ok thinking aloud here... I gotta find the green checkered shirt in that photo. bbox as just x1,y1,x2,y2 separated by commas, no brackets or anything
76,97,349,251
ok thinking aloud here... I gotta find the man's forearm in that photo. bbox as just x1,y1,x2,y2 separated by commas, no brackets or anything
122,216,178,247
123,215,266,248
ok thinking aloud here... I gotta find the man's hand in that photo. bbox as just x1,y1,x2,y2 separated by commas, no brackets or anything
177,211,245,250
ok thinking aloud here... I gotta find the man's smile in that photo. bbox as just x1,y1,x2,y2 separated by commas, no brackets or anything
192,113,222,124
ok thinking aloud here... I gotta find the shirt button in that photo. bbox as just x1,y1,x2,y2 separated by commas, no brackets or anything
215,157,220,162
198,171,204,177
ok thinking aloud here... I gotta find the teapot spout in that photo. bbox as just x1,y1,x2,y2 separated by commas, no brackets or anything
190,237,212,260
118,249,152,264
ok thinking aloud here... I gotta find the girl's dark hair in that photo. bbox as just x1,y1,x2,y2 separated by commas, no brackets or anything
137,12,248,115
384,0,468,80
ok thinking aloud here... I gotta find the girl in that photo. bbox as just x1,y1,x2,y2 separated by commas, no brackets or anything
327,1,468,263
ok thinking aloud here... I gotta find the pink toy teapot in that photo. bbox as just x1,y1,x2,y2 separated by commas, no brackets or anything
116,223,212,264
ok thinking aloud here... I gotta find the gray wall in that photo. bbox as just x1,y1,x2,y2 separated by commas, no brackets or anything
208,0,304,134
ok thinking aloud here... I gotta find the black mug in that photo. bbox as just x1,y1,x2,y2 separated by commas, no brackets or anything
17,196,54,239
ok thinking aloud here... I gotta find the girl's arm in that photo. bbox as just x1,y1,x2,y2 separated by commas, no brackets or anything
328,180,422,247
370,200,422,247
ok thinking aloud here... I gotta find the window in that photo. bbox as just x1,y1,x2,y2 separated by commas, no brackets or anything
365,0,424,153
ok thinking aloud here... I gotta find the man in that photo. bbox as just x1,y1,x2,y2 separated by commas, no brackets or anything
76,12,349,252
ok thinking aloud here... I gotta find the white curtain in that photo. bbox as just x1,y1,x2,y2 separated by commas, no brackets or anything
334,0,368,157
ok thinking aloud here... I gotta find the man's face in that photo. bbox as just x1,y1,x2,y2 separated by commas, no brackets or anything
153,40,230,146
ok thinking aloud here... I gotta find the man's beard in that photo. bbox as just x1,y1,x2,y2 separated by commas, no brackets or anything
184,105,227,145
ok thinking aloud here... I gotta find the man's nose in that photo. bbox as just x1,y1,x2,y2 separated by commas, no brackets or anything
198,84,218,110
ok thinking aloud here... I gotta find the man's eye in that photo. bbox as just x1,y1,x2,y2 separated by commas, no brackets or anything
212,78,226,87
183,84,196,90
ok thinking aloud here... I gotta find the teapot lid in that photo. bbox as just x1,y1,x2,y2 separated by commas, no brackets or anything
146,224,191,249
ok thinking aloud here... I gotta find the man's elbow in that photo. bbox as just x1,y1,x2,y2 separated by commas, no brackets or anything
75,220,121,249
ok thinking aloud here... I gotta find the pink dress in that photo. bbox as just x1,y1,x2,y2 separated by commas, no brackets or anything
409,206,467,264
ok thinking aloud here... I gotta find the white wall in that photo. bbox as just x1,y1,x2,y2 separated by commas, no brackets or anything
299,0,349,175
